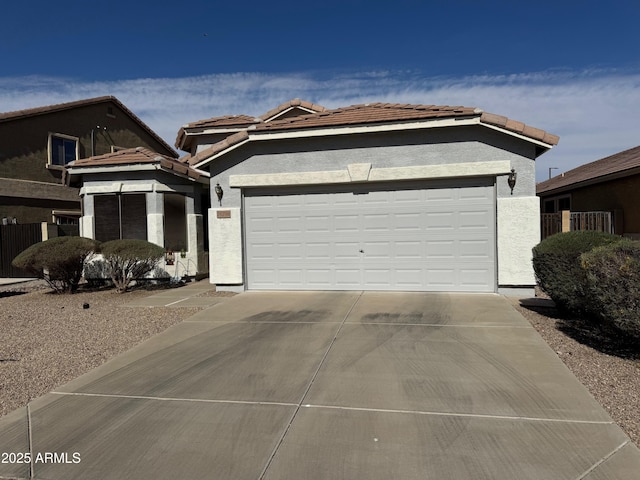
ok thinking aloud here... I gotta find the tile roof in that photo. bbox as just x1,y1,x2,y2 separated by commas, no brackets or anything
175,99,327,150
69,147,204,181
183,100,559,168
180,114,261,130
259,98,327,121
0,96,178,158
252,103,560,146
537,145,640,195
255,103,479,131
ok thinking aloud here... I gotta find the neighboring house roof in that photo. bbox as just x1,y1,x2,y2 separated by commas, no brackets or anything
175,98,327,151
0,96,178,158
68,147,207,182
537,145,640,196
183,101,559,168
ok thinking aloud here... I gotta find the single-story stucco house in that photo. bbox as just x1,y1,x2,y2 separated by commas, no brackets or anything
177,100,559,295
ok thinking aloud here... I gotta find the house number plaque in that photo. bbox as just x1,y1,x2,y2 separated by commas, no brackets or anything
217,210,232,219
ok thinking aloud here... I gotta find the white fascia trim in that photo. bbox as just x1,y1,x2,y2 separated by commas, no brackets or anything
193,118,479,169
68,164,158,175
230,160,512,188
263,106,318,123
191,138,251,169
250,117,480,141
479,123,554,150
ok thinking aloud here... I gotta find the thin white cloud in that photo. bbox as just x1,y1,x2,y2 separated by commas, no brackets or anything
1,69,639,181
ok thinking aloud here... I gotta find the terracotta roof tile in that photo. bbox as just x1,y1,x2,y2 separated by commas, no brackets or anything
184,100,559,168
254,103,481,132
259,98,327,121
183,131,250,166
181,114,261,130
481,112,559,145
0,96,178,158
175,99,326,150
70,147,202,180
537,145,640,195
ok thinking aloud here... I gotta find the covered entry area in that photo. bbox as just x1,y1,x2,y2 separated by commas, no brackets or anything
244,178,496,292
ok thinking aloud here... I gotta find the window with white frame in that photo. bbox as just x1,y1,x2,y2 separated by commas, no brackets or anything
48,133,78,166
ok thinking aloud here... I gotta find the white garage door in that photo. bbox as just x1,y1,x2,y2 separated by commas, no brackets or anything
244,179,496,292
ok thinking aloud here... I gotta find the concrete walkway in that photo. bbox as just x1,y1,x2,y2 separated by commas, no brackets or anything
0,291,639,479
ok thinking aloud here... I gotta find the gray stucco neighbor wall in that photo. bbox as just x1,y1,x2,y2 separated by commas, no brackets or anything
206,125,540,291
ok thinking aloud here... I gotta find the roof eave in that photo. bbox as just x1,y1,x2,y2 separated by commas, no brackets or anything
191,114,557,169
538,166,640,196
479,123,556,156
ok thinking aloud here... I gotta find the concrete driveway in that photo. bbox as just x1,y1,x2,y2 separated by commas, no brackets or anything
1,291,639,479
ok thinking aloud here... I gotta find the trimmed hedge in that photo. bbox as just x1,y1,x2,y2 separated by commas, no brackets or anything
532,231,621,315
12,236,100,293
101,239,165,293
581,239,640,338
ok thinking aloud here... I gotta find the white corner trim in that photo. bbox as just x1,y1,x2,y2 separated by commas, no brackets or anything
229,160,512,188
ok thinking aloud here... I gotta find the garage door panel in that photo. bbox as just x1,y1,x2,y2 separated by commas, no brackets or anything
334,214,359,232
425,240,455,259
425,212,456,230
305,242,331,260
245,180,495,292
335,269,361,287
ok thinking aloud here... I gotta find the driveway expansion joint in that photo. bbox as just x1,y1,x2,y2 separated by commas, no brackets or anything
50,391,297,408
575,441,631,480
300,404,617,425
258,291,365,479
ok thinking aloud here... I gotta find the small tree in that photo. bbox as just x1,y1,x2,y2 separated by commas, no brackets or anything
12,237,100,293
101,239,165,293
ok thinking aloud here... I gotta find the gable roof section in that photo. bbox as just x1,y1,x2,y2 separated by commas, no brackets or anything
259,98,327,122
184,101,559,168
175,98,327,151
537,145,640,195
0,96,178,158
68,147,206,182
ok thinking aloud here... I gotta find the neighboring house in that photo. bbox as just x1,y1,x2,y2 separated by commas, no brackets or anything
67,147,210,278
537,145,640,237
0,96,177,225
179,99,559,294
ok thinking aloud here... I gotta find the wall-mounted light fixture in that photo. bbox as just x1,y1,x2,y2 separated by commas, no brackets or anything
507,168,517,195
165,250,175,265
215,182,224,206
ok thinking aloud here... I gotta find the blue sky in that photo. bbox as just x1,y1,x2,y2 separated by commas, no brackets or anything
2,0,639,181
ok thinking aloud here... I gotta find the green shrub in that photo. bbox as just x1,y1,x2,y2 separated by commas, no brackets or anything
101,239,165,293
532,231,621,315
581,239,640,338
12,236,100,293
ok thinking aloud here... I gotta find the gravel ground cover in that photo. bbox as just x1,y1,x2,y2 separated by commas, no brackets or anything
1,281,638,449
511,297,640,447
0,279,229,418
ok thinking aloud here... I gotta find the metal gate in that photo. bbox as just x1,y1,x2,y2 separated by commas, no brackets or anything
0,224,42,277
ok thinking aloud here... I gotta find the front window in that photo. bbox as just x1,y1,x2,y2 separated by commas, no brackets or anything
94,194,147,242
49,133,78,166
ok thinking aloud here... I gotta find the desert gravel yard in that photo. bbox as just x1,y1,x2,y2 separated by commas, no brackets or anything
1,280,638,449
0,280,225,418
